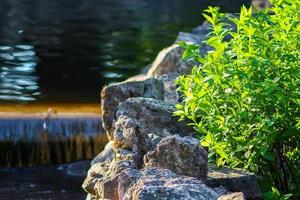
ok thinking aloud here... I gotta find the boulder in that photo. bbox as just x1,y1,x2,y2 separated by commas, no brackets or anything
155,73,180,104
252,0,272,10
66,160,90,177
176,22,211,45
118,167,219,200
91,141,114,166
116,97,195,139
217,192,246,200
147,44,193,77
207,165,261,200
144,135,208,182
112,97,196,166
101,78,164,138
82,157,136,199
126,74,147,82
113,115,152,167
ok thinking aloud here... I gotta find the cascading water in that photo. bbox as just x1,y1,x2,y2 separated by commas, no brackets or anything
0,111,107,167
0,112,103,141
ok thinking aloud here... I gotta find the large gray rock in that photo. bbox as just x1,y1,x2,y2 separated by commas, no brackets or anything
144,23,212,104
118,167,219,200
66,160,90,177
112,97,196,165
144,135,208,182
207,165,261,200
113,115,152,168
147,44,193,77
155,73,180,104
116,97,195,139
176,22,211,48
82,157,136,199
101,78,164,138
252,0,271,10
91,141,114,166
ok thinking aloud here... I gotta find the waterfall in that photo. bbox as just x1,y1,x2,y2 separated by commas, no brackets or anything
0,112,107,167
0,113,104,141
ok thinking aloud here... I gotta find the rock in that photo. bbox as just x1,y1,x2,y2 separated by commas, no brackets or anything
217,192,246,200
126,74,147,82
176,22,212,57
91,141,115,166
66,160,90,177
155,73,180,104
252,0,271,10
113,115,149,167
101,78,164,138
112,97,196,166
82,158,136,199
147,44,193,77
176,22,210,44
144,135,208,182
191,21,211,36
116,97,195,139
207,165,261,200
213,186,229,196
118,167,219,200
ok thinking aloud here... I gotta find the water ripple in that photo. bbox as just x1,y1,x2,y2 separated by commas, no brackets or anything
0,45,40,102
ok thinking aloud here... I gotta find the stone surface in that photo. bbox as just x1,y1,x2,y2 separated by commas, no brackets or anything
176,21,212,57
91,141,114,166
113,115,149,167
217,192,246,200
144,135,208,182
207,165,261,200
177,22,210,44
126,74,147,82
116,97,195,139
118,167,219,200
82,158,136,198
147,44,193,77
155,73,180,104
252,0,271,10
101,78,164,138
66,160,90,177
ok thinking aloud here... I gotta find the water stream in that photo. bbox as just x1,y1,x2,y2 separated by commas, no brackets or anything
0,113,106,167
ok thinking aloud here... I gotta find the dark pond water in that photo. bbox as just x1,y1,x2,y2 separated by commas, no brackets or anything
0,0,250,104
0,164,87,199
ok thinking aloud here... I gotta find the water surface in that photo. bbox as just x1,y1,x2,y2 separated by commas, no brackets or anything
0,0,250,104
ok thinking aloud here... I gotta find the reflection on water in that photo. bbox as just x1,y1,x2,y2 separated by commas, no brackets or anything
0,45,39,101
0,0,250,103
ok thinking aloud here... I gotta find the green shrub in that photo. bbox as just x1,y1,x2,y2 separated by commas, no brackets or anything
175,0,300,198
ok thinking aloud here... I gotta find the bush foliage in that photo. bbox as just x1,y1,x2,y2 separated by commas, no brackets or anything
175,0,300,198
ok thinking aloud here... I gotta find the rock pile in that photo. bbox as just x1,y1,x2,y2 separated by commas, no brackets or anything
82,21,261,200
